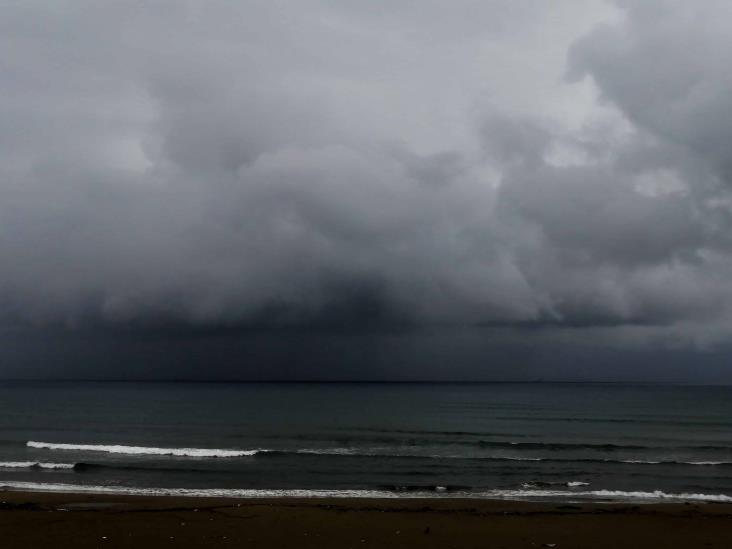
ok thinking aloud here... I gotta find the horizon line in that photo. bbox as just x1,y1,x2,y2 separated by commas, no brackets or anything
0,378,729,386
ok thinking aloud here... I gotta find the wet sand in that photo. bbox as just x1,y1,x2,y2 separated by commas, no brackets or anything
1,490,731,548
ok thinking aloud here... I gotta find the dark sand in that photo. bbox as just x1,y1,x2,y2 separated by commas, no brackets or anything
1,491,731,548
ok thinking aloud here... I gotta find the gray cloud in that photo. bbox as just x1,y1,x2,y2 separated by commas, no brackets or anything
1,1,732,379
569,0,732,181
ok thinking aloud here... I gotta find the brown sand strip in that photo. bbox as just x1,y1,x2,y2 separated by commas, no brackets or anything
1,490,731,548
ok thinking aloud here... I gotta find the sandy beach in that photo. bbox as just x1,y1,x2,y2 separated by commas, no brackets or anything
1,491,731,548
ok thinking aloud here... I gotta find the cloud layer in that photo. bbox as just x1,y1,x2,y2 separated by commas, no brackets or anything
2,1,732,378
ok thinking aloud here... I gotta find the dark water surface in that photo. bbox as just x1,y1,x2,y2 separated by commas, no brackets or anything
1,382,731,502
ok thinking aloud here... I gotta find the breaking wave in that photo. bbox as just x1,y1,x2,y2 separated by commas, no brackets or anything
1,481,731,503
27,441,259,458
486,489,732,503
0,461,75,470
25,441,732,467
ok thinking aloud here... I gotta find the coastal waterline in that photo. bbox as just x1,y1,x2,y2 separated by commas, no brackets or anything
0,382,731,502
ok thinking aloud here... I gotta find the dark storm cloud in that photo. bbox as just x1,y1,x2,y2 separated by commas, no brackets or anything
2,1,732,379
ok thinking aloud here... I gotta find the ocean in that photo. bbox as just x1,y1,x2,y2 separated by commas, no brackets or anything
1,381,731,503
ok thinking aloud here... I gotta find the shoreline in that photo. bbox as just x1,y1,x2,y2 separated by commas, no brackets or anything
2,479,732,504
2,490,732,548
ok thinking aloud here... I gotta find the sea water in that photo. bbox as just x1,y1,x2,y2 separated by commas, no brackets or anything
0,381,730,502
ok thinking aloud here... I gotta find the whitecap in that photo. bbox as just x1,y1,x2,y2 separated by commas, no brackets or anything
0,461,76,470
27,441,260,458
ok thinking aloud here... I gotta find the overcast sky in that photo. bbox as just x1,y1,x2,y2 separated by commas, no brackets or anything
2,1,732,381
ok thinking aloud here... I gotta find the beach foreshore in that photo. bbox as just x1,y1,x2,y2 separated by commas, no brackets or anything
1,490,731,548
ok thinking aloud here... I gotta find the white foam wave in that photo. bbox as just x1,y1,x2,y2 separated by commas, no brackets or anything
566,481,590,487
21,444,550,461
0,481,730,503
483,489,732,503
27,441,259,458
23,442,732,466
0,481,402,499
584,489,732,502
0,461,75,470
